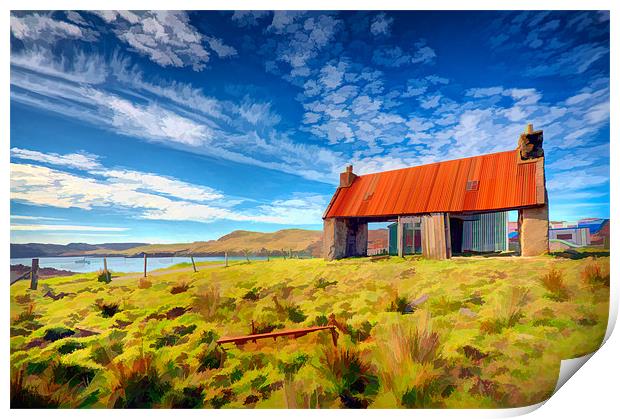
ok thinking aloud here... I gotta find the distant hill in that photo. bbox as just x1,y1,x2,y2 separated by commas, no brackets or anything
10,230,324,258
10,242,148,259
81,229,324,258
10,228,394,259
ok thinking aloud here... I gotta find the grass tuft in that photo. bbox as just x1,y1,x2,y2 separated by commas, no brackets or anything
581,263,610,289
540,267,571,301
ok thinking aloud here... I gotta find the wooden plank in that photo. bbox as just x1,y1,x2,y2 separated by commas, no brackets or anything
30,258,39,290
217,325,336,345
422,213,450,260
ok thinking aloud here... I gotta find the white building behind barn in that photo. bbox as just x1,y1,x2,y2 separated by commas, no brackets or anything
549,227,591,247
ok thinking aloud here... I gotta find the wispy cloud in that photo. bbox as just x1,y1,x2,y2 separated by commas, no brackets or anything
11,147,101,170
11,224,129,232
10,147,328,226
11,215,66,221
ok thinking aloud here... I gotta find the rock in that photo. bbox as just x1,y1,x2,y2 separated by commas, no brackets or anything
405,294,429,312
460,307,478,318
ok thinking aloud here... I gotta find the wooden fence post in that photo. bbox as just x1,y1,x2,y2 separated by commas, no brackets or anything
191,256,197,273
30,258,39,290
103,257,111,282
143,253,147,278
225,251,228,268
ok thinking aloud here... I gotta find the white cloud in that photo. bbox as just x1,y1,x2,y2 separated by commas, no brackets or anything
11,156,329,226
11,148,101,170
11,224,129,232
411,44,436,64
11,13,87,43
11,215,65,221
420,94,442,110
91,11,236,71
97,169,223,202
96,91,212,146
269,12,341,75
370,13,394,36
547,167,609,192
206,36,238,58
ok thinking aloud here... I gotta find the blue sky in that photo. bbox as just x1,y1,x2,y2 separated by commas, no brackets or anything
10,10,610,244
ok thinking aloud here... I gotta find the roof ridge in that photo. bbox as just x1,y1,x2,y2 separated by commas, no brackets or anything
354,149,518,179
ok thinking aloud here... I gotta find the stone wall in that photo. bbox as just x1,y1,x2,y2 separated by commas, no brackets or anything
518,204,549,256
323,218,368,260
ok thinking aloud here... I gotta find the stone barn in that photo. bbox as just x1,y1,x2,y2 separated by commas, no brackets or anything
322,124,549,260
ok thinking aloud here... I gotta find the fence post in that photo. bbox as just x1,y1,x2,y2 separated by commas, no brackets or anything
143,253,147,278
30,258,39,290
225,251,228,268
103,257,111,282
191,256,197,273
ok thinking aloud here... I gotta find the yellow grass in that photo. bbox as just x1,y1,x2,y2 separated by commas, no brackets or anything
10,253,609,408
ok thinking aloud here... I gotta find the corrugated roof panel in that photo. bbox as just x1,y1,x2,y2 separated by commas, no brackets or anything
324,149,543,219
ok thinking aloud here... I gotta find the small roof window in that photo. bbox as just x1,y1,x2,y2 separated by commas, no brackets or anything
466,180,479,191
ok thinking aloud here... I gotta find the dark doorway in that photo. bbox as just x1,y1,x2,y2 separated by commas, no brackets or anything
450,217,464,254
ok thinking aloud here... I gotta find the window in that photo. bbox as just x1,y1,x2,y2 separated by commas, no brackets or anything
557,233,573,240
466,180,479,191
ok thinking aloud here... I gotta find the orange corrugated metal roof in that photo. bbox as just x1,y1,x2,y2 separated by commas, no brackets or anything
324,149,542,219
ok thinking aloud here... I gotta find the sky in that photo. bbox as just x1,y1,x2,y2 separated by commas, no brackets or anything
9,10,610,244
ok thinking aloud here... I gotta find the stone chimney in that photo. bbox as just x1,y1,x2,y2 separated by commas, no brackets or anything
339,164,357,187
518,123,544,161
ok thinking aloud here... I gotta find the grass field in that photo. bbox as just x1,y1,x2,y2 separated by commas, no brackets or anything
10,252,610,408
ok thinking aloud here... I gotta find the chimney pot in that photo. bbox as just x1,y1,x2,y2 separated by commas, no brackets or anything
525,123,534,134
340,165,357,187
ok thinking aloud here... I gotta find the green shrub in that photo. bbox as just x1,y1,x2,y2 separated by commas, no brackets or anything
151,334,181,349
167,386,204,408
278,353,309,378
346,321,374,343
387,295,410,314
173,324,197,336
319,349,379,408
243,287,262,301
97,270,111,284
199,329,219,345
43,327,75,342
58,341,87,355
208,388,234,408
52,363,97,389
315,277,338,289
198,346,226,371
286,305,307,323
111,354,172,408
96,301,121,318
315,314,329,326
90,331,125,365
254,322,284,334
